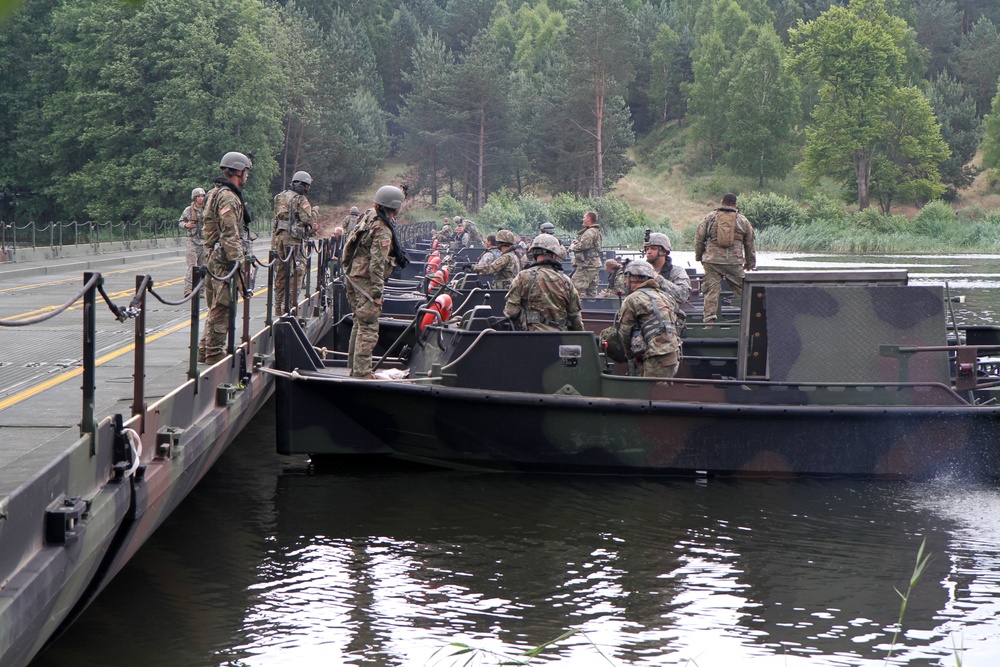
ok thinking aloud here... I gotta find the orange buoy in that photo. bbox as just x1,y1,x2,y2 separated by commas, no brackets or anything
419,294,453,333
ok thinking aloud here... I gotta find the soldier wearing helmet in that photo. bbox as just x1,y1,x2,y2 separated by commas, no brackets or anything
613,259,681,378
178,187,207,297
694,193,756,324
271,170,319,317
644,231,691,311
341,185,409,378
466,229,520,289
503,233,583,332
343,206,361,236
198,151,253,365
435,218,453,244
569,211,603,297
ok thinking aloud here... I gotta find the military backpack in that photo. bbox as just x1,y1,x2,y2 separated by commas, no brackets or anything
714,209,738,248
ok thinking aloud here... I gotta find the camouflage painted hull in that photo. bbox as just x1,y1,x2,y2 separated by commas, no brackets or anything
277,369,1000,478
274,270,1000,479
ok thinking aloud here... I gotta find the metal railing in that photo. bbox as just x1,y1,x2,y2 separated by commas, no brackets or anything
0,218,274,257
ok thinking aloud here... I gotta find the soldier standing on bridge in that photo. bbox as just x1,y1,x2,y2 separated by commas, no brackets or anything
271,170,318,317
569,210,603,297
198,151,251,365
178,187,206,297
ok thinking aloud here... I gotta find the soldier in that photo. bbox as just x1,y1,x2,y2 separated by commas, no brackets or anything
463,219,485,247
466,229,521,289
178,187,206,297
451,223,469,251
599,258,627,299
343,206,360,236
342,185,408,378
271,170,318,317
614,260,681,378
329,226,345,278
435,220,453,244
644,232,691,308
694,193,756,324
504,233,583,332
569,210,603,297
514,241,528,269
198,151,251,365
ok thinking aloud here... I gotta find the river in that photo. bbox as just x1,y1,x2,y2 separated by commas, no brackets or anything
30,253,1000,667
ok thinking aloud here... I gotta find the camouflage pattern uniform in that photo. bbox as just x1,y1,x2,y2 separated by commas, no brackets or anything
570,224,603,297
616,279,680,377
464,221,484,247
695,206,755,322
504,260,584,331
435,225,452,244
470,248,520,289
344,208,396,377
600,266,628,299
656,262,692,310
344,211,360,236
199,182,246,362
272,188,316,316
178,202,205,296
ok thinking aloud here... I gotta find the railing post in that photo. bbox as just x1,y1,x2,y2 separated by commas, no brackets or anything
241,259,251,346
31,220,35,249
132,275,147,434
188,266,202,387
265,250,274,327
304,246,312,313
49,220,54,250
227,270,238,361
82,272,99,453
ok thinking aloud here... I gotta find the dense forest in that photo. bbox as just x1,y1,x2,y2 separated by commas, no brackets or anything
2,0,1000,225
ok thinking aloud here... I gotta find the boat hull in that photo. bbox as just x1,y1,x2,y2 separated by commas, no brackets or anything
292,376,1000,478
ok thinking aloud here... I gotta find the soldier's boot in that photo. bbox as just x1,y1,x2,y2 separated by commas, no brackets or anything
197,348,207,363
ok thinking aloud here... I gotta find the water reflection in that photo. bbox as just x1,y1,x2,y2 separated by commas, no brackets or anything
31,253,1000,667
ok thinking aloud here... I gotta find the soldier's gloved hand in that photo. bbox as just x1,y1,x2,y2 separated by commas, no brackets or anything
462,264,473,272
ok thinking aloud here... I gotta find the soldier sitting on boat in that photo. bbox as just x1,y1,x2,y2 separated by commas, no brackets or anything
599,257,627,299
611,259,681,378
504,233,583,332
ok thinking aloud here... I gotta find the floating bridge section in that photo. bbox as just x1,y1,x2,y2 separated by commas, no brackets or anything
0,238,338,667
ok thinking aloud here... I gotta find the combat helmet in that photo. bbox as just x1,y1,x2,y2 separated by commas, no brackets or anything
453,215,463,225
529,233,562,257
624,259,657,280
219,151,252,172
374,185,405,210
496,229,516,246
291,171,312,185
539,222,556,234
644,232,671,252
191,187,206,199
350,206,359,216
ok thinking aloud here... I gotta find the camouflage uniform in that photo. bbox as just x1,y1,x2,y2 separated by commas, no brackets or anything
655,261,692,312
272,188,316,316
343,208,396,377
694,206,756,322
600,266,628,299
344,211,360,236
435,225,452,244
504,260,584,331
464,221,484,247
616,280,680,378
178,202,205,296
570,224,603,297
470,248,520,289
199,181,246,362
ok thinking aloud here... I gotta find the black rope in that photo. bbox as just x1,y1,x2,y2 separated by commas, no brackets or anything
147,273,207,307
203,259,243,282
0,273,102,327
